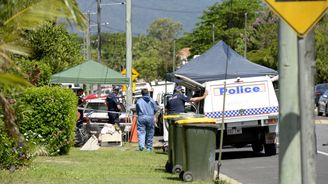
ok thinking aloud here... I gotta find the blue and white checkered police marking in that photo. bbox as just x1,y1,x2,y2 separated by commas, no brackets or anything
205,106,279,118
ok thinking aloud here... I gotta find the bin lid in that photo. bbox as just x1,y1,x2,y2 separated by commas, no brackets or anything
176,118,216,124
163,115,183,119
163,113,205,120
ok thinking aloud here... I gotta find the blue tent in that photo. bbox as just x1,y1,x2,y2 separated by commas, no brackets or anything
172,41,277,83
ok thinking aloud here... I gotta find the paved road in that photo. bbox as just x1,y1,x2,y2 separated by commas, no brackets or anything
220,119,328,184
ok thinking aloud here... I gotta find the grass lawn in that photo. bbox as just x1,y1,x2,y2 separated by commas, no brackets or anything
0,143,227,184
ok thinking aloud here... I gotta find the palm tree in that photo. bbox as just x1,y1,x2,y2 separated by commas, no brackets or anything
0,0,86,139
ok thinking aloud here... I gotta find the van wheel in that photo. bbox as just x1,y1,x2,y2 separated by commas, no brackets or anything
252,143,264,153
264,144,277,156
318,108,323,116
325,106,328,117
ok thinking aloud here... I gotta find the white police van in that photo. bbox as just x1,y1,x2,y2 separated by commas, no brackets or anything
204,76,278,155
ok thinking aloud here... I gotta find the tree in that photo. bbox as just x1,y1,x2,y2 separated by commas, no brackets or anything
147,18,182,76
133,56,161,82
0,0,85,65
315,15,328,83
181,0,262,56
92,19,183,81
16,58,52,86
26,23,84,74
247,9,279,69
0,0,34,24
132,35,162,82
92,32,127,72
0,0,85,140
147,18,182,42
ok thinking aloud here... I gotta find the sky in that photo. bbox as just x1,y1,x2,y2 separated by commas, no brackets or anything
77,0,218,35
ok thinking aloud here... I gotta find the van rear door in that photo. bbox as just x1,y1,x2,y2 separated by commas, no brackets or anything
204,76,279,121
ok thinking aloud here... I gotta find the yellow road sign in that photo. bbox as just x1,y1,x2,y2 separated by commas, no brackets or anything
121,68,139,77
121,68,139,92
264,0,328,37
122,83,136,92
121,68,139,81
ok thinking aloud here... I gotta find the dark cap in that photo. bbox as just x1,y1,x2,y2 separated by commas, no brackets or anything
175,86,183,91
113,85,120,91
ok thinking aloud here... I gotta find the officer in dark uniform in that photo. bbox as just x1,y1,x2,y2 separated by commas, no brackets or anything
106,86,122,125
161,86,208,151
76,88,85,127
166,86,208,114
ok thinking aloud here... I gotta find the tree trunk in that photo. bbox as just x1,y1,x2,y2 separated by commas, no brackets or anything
0,93,20,139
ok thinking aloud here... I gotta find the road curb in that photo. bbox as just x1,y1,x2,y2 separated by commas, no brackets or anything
220,173,242,184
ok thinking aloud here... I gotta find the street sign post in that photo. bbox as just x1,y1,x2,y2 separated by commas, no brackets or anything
264,0,328,37
263,1,326,183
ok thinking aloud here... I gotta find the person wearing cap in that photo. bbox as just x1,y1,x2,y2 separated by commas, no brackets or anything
136,88,158,151
106,86,122,127
76,88,85,127
161,86,208,149
166,86,208,114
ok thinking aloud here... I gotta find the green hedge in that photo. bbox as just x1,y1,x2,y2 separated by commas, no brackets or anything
15,86,77,155
0,131,34,170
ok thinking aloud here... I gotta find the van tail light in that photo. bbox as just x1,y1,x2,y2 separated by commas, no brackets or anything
265,118,277,125
315,92,321,96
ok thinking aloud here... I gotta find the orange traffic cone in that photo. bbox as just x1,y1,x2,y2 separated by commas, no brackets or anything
129,114,138,143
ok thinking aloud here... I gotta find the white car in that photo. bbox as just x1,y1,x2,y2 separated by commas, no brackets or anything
83,98,128,124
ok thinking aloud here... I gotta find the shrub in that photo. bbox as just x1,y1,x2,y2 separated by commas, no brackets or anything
0,129,34,170
15,86,77,155
16,59,52,87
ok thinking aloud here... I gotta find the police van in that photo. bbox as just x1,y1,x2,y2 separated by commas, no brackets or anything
204,76,278,155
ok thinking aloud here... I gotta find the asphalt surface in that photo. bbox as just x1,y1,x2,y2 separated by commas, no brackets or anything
219,118,328,184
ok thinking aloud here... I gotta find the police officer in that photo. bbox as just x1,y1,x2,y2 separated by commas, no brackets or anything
166,86,208,114
76,88,85,127
106,86,122,126
161,86,208,150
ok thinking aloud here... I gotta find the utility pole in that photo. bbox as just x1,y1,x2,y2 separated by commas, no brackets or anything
262,1,322,184
125,0,133,109
278,19,316,184
298,29,316,184
278,20,301,184
82,30,86,58
244,12,247,58
97,0,102,63
212,23,215,44
96,0,102,96
172,40,176,72
86,12,91,60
